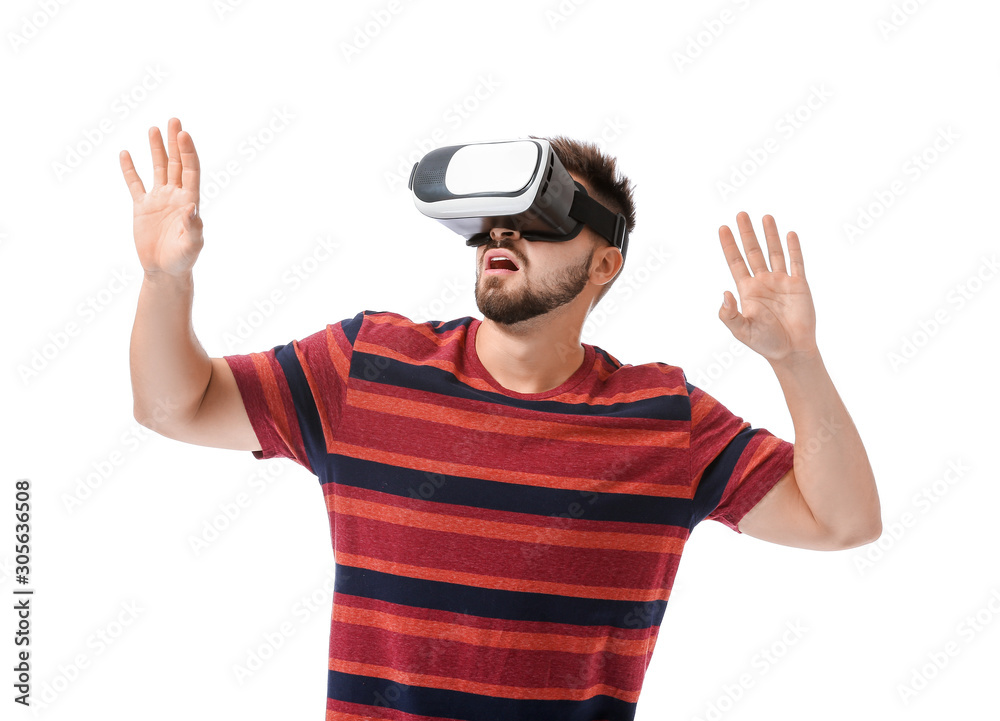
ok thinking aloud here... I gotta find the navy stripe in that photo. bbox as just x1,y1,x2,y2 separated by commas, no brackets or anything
343,310,369,345
271,342,327,476
336,565,668,630
325,455,693,527
349,351,691,420
328,669,636,721
689,426,757,528
594,346,623,369
430,315,475,333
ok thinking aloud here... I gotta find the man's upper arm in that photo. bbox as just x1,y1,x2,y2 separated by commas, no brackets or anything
155,357,262,453
737,468,844,550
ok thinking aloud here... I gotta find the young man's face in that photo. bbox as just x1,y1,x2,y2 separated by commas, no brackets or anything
474,173,604,327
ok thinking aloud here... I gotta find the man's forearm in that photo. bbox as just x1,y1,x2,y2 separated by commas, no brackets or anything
770,351,882,545
130,270,212,429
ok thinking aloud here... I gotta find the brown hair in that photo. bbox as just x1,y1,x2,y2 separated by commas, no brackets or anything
530,135,636,307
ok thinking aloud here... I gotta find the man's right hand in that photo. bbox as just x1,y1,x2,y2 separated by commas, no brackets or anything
120,117,204,279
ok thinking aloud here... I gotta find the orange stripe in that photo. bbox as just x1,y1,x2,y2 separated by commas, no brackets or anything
326,325,352,383
367,312,450,339
325,439,695,498
347,389,688,448
328,494,686,555
335,552,670,603
690,389,720,427
742,433,786,480
333,604,651,656
327,712,392,721
327,657,640,704
251,352,296,453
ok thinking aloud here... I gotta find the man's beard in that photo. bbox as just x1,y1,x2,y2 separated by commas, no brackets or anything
475,246,594,326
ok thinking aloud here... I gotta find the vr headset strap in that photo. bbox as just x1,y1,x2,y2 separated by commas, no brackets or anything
569,185,630,260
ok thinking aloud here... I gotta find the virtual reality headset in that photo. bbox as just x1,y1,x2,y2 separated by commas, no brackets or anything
408,138,629,260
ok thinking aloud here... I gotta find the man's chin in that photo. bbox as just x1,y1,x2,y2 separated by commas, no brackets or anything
476,296,546,327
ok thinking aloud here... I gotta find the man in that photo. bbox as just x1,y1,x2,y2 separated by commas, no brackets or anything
122,118,881,721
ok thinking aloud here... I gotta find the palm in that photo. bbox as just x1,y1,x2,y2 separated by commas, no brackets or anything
133,185,201,275
718,213,819,365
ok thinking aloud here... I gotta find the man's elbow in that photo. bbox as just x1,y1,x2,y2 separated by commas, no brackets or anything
833,518,882,550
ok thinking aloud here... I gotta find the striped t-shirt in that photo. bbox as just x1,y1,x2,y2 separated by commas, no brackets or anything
223,310,795,721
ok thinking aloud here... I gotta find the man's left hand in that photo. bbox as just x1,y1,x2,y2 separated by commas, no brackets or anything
718,212,819,366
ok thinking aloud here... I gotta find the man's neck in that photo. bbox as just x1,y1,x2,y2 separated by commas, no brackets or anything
475,311,587,394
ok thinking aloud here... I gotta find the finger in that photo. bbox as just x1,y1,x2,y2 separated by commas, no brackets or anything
119,150,146,202
179,130,200,203
736,211,768,274
787,231,806,279
761,214,786,274
719,222,751,283
149,126,167,187
167,117,182,187
719,290,750,342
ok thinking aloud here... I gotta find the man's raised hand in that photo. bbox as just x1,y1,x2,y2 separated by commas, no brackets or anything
717,212,819,367
120,117,204,279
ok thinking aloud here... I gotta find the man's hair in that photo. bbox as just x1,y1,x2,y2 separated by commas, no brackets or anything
531,135,637,308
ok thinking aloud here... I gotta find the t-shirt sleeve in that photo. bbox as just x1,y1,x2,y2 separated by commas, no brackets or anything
221,311,365,475
686,373,795,533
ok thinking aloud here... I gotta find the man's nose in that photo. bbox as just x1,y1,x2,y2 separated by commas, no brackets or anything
489,227,521,242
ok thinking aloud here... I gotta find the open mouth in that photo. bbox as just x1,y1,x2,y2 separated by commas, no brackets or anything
485,252,520,274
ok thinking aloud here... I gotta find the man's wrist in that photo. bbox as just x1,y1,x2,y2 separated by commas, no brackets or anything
768,345,824,377
143,268,194,287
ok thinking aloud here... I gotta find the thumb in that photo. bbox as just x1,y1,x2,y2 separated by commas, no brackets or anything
182,203,201,229
719,291,749,340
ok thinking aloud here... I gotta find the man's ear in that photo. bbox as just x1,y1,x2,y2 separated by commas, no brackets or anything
592,244,624,284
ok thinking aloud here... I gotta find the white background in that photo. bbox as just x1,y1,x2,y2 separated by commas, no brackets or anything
2,0,998,719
